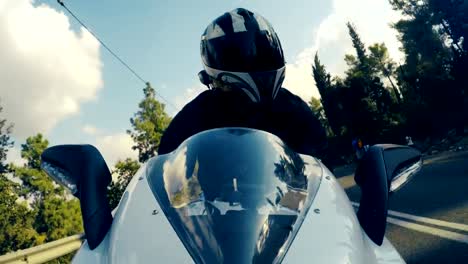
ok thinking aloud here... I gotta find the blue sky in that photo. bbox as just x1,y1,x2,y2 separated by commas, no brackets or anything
2,0,403,166
46,0,330,136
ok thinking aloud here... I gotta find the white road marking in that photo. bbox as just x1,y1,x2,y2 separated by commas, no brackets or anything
387,208,468,232
387,217,468,244
337,175,356,190
350,201,468,233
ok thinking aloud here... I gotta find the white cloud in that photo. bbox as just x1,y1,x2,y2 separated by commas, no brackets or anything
94,132,138,167
283,63,320,102
283,0,403,101
6,145,26,166
304,0,404,75
0,0,103,138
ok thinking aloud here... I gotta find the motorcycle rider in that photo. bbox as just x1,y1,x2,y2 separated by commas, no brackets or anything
158,8,327,159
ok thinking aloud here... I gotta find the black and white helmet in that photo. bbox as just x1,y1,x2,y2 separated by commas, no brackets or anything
199,8,286,103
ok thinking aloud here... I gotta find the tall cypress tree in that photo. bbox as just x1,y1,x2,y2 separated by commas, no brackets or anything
346,22,369,75
312,53,341,136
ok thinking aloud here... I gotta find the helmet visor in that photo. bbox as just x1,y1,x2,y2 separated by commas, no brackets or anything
205,65,286,102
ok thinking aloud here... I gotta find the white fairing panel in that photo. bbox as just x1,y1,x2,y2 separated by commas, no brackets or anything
72,164,193,264
72,231,109,263
283,161,405,264
72,158,405,263
372,237,406,264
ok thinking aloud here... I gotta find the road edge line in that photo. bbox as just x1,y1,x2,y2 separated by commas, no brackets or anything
387,216,468,244
350,201,468,233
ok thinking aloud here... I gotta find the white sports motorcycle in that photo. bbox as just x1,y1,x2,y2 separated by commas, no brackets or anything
41,128,422,263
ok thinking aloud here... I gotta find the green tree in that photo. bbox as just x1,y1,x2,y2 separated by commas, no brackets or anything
313,23,402,149
21,133,48,170
309,97,326,123
368,43,401,103
309,97,333,137
14,166,58,201
33,196,82,242
0,175,45,254
394,0,468,54
0,103,13,174
391,0,457,138
312,54,347,136
345,23,394,111
107,158,141,209
0,112,45,254
343,23,398,143
428,0,468,135
428,0,468,53
347,22,369,75
15,134,60,201
128,82,171,163
13,134,83,247
312,53,333,100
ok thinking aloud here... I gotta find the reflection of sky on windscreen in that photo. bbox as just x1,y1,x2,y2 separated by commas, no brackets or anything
163,146,188,195
266,133,290,160
177,209,224,261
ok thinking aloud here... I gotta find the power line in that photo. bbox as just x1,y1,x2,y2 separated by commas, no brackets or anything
56,0,179,112
57,0,145,84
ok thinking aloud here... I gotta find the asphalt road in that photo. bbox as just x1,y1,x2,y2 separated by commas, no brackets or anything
335,151,468,264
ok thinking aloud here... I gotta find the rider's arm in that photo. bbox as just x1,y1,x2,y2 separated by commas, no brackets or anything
277,88,328,158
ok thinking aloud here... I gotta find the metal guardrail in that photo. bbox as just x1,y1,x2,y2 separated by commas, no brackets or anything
0,234,85,264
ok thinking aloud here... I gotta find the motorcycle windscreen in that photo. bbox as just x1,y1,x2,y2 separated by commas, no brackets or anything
147,128,322,264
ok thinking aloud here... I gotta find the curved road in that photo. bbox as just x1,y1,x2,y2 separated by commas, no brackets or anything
336,151,468,264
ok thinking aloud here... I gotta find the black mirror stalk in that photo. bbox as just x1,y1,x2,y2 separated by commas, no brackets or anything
354,144,421,246
41,145,113,250
355,146,389,246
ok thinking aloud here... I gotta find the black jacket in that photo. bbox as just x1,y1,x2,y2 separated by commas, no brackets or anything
158,88,327,157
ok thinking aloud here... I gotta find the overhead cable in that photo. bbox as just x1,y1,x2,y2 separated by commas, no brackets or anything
56,0,179,112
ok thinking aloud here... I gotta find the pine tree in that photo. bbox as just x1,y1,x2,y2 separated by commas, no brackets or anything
127,83,171,162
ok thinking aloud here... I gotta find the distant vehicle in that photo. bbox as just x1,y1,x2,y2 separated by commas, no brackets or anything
41,128,422,263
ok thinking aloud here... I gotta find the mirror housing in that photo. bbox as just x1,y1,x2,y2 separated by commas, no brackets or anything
41,145,113,250
354,144,422,246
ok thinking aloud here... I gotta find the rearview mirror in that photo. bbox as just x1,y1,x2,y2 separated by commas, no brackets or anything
354,144,422,246
384,145,422,193
41,144,113,250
